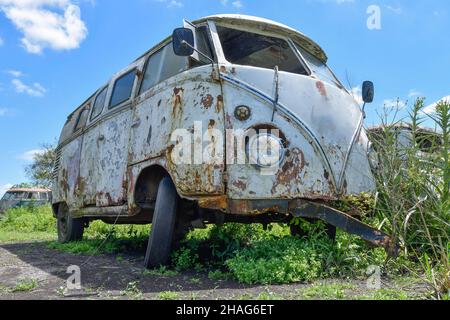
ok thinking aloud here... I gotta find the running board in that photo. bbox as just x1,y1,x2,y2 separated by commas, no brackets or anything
290,200,398,256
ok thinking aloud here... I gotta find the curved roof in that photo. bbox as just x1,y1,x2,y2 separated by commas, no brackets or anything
7,188,51,193
194,14,328,62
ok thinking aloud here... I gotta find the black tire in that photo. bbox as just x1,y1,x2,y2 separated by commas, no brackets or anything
57,204,84,243
144,176,179,269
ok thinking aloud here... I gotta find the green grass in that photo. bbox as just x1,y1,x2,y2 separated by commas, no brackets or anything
157,291,180,300
143,266,179,277
358,289,410,300
10,279,38,293
256,291,283,300
300,282,356,300
0,206,56,243
208,270,233,281
172,222,389,286
0,206,150,256
0,205,430,300
121,281,143,300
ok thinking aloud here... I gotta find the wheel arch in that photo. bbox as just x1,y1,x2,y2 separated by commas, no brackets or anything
133,165,173,208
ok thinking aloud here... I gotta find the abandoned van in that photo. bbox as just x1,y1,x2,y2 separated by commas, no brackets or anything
53,14,394,268
0,188,52,213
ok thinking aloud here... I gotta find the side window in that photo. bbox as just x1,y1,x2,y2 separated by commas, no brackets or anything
90,87,108,121
140,44,188,94
109,70,136,108
74,106,90,132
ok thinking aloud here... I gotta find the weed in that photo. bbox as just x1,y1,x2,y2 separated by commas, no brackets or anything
121,281,143,300
143,266,179,277
189,277,201,285
208,270,233,281
157,291,180,300
300,282,356,300
11,279,38,293
369,98,450,298
256,290,283,300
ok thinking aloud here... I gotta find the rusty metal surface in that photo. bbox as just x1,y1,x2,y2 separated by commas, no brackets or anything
221,65,375,200
290,200,398,255
130,67,225,197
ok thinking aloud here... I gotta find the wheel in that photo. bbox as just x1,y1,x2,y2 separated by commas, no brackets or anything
57,204,85,243
144,176,179,269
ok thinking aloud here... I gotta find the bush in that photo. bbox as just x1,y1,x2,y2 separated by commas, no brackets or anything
0,205,55,234
225,236,325,284
369,98,449,298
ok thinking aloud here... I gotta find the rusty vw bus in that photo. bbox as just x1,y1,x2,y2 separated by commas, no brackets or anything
0,188,52,213
53,15,394,268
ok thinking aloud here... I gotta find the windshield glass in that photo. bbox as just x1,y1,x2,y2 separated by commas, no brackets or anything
2,192,25,201
217,26,308,75
294,43,341,87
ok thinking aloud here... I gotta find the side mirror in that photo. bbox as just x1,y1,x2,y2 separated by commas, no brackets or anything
172,28,194,56
362,81,375,103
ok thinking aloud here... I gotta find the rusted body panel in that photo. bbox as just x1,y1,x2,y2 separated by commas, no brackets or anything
221,67,374,200
130,67,225,197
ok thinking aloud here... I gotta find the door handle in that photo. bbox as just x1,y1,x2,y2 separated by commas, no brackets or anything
132,119,141,128
98,134,105,142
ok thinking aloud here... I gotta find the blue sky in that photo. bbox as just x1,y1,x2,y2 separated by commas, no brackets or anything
0,0,449,194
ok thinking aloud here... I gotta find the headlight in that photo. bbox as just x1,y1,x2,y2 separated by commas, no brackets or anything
247,133,285,169
367,142,379,170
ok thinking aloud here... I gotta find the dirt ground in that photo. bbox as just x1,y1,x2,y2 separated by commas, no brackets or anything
0,242,429,300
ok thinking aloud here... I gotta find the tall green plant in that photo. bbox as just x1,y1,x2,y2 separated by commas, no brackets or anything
369,99,449,298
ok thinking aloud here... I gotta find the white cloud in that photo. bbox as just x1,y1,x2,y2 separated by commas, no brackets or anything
18,149,46,162
6,69,23,77
12,78,46,97
0,108,8,116
155,0,183,8
408,89,421,98
385,5,402,15
423,95,450,115
232,0,243,8
383,98,407,109
0,183,13,198
349,86,364,106
220,0,244,9
0,0,88,54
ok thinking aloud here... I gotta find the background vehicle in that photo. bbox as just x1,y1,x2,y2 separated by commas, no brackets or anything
369,123,443,157
53,15,395,268
0,188,52,213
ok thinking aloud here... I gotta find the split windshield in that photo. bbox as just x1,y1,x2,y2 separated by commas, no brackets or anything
216,25,341,87
216,26,308,76
293,43,340,87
